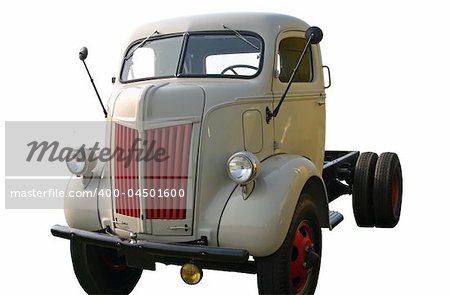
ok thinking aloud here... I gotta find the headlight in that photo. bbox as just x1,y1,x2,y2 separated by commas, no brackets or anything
66,149,96,176
67,158,86,175
227,151,260,184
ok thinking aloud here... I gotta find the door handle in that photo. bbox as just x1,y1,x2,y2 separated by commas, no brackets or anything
316,100,325,106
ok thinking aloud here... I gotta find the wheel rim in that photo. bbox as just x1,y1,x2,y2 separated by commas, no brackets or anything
290,221,314,293
392,175,398,212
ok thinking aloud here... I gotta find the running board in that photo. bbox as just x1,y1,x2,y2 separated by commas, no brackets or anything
329,211,344,230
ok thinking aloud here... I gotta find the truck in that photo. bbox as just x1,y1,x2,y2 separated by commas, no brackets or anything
51,13,403,295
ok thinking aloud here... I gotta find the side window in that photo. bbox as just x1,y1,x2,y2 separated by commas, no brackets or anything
278,37,313,83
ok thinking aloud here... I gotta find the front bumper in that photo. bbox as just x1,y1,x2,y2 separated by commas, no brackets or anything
51,225,256,273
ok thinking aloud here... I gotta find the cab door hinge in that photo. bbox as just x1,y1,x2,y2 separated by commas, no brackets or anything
273,140,281,150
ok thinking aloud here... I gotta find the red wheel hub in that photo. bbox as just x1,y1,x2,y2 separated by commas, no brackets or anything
290,221,314,293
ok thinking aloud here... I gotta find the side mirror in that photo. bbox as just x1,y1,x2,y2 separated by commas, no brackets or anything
79,47,88,61
306,26,323,44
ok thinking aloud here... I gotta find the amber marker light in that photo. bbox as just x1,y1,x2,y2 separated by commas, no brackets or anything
180,263,203,285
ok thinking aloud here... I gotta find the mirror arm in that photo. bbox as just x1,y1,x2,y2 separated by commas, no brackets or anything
79,47,108,118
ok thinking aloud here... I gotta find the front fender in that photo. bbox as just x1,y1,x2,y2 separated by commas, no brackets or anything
63,163,107,231
218,154,328,257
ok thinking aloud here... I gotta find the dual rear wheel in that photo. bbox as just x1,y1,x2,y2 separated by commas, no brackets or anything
352,152,403,228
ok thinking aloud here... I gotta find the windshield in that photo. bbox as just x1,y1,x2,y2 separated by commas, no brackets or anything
120,32,263,82
121,36,184,81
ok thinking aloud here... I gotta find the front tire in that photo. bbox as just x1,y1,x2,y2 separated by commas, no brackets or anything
70,238,142,294
256,195,322,295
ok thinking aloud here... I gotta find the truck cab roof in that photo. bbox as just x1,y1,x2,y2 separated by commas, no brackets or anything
127,13,310,43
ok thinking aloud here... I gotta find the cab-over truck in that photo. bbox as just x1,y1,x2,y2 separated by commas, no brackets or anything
51,13,403,295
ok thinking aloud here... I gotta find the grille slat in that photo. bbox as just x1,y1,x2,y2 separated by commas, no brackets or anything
126,127,131,217
114,126,122,215
173,125,183,219
180,124,192,219
131,127,139,218
146,129,154,219
152,128,161,219
159,128,167,218
166,126,175,219
114,124,140,217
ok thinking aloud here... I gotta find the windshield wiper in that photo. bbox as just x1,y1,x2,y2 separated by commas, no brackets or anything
222,25,259,51
124,30,159,61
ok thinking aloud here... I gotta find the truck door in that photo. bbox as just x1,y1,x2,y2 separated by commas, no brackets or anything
271,31,326,172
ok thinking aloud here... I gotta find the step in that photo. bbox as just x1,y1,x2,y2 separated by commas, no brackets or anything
329,211,344,230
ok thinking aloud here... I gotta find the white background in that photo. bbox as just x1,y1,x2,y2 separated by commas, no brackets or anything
1,0,449,294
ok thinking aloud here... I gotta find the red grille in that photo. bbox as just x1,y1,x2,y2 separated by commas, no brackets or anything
146,124,192,220
114,124,140,218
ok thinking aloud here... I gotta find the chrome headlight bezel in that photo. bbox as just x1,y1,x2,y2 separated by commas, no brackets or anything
227,151,260,185
66,149,96,176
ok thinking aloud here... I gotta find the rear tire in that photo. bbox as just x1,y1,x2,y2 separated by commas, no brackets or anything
352,152,378,227
256,195,322,295
70,238,142,295
373,152,403,228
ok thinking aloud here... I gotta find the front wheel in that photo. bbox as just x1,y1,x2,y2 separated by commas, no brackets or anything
70,238,142,294
256,195,322,295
